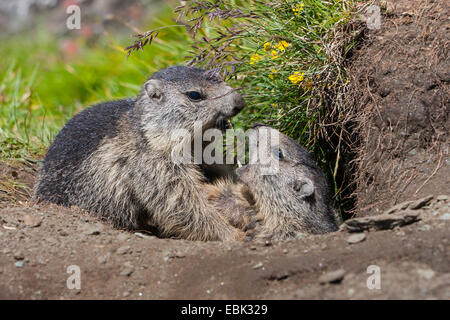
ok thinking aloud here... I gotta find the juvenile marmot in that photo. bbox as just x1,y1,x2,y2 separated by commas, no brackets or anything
34,66,247,241
204,125,340,240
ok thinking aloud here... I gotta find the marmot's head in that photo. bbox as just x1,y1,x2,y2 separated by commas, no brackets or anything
136,66,245,135
237,125,339,236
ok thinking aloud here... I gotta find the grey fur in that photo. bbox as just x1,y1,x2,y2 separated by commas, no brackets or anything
205,126,340,241
34,66,246,241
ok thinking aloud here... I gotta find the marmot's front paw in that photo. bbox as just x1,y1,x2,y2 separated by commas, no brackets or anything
243,217,263,242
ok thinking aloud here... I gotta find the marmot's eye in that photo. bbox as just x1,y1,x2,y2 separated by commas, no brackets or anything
274,149,284,160
186,91,203,101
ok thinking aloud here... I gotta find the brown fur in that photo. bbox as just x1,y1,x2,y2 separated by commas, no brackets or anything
34,66,247,241
204,126,340,241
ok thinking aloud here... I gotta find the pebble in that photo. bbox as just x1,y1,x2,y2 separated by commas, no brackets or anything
14,252,25,260
295,232,305,240
14,261,24,268
23,215,42,227
439,213,450,220
252,262,264,270
116,246,131,255
347,233,366,244
122,291,131,297
117,233,129,241
120,262,134,277
436,195,448,201
418,225,431,231
97,253,111,264
416,269,435,280
82,225,102,236
319,269,345,284
134,232,153,239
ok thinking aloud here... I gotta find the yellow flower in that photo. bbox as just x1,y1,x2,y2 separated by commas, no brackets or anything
292,2,304,16
249,53,263,65
272,103,277,108
270,50,279,59
276,41,290,51
268,69,278,79
263,42,271,52
289,71,305,84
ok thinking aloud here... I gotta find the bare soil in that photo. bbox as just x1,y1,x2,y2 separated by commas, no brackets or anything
350,0,449,215
0,161,449,299
0,0,449,300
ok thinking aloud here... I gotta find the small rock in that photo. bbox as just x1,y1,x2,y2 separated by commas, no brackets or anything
117,233,129,241
174,252,186,259
120,262,134,276
283,249,288,254
418,224,431,231
252,262,264,270
384,195,433,214
164,251,185,261
59,231,68,237
416,269,435,280
436,195,448,201
134,232,153,239
249,246,257,251
295,232,305,240
122,291,131,297
82,224,102,236
0,231,3,237
409,195,434,210
439,213,450,220
14,261,24,268
347,233,366,244
264,240,272,246
319,269,346,284
116,246,131,255
97,253,111,264
23,215,42,227
14,252,25,260
342,210,420,232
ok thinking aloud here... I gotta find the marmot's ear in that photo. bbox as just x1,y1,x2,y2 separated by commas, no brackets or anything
294,178,314,199
144,79,163,101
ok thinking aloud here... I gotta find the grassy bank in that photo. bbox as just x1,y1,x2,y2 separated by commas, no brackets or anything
0,5,190,159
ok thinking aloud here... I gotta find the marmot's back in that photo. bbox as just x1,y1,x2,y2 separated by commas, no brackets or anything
35,99,134,205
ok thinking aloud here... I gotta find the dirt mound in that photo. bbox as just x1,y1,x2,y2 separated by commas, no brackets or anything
348,0,449,215
1,161,449,299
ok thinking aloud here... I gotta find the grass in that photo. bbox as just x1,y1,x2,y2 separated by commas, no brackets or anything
0,5,191,159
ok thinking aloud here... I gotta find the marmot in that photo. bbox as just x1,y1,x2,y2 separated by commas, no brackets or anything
34,66,247,241
204,125,340,241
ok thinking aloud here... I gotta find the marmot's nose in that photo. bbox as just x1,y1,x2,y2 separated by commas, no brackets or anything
232,94,246,115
